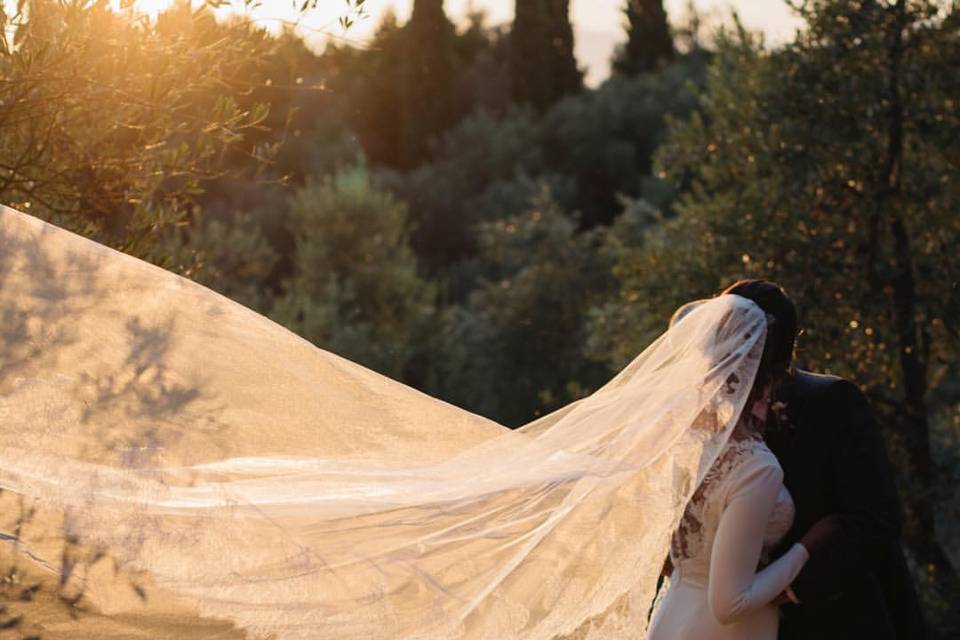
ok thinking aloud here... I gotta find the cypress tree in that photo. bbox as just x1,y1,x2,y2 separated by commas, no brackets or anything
612,0,673,76
400,0,459,167
510,0,582,110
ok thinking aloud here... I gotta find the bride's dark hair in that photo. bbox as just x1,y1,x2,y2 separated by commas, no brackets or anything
720,279,798,387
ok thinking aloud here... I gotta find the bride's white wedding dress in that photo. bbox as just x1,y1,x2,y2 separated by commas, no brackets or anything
649,433,808,639
0,205,785,639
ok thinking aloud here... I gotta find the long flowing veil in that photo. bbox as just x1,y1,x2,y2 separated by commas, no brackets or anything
0,205,767,639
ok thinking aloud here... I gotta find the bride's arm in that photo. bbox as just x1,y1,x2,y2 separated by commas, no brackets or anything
707,462,809,625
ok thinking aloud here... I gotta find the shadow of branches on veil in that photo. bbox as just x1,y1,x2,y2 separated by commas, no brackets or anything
0,210,238,638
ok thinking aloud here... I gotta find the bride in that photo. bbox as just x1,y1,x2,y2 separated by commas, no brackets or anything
0,205,809,639
646,301,810,639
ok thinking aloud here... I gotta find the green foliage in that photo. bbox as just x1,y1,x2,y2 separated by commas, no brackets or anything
320,15,408,167
426,191,615,425
594,2,960,631
399,0,461,167
455,15,513,114
400,108,549,269
272,165,436,380
319,10,509,169
540,54,707,226
150,209,280,314
612,0,674,76
509,0,582,110
0,0,285,254
402,52,708,273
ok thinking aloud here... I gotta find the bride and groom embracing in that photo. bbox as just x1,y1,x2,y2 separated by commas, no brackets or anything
649,280,925,640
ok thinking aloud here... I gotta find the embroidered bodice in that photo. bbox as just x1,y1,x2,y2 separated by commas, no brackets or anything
669,437,795,585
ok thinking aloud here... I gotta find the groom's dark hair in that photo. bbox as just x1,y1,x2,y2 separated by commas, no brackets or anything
720,279,798,374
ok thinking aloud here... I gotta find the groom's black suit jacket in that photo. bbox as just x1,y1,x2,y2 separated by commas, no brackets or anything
765,369,925,640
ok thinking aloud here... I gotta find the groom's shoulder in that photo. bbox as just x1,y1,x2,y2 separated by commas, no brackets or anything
789,369,847,393
791,368,843,387
787,369,868,407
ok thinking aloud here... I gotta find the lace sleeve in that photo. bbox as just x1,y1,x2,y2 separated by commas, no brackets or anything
707,459,808,624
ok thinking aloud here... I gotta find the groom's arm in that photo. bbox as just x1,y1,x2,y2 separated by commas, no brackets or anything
788,379,902,604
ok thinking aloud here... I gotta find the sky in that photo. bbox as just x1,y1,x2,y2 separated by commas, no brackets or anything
127,1,806,86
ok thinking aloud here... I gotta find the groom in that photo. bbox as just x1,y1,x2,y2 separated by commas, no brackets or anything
722,280,925,640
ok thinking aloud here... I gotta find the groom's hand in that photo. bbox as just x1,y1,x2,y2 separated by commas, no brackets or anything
799,515,838,555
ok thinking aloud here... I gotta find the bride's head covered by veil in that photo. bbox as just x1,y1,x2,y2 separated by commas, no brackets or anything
0,208,777,640
720,279,798,381
670,280,799,415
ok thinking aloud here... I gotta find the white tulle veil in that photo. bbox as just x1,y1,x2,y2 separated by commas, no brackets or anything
0,206,768,639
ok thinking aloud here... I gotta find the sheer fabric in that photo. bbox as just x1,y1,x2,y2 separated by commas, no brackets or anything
0,206,767,639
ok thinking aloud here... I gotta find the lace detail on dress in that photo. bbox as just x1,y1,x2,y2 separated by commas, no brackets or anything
668,428,796,585
670,437,759,562
760,484,795,566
